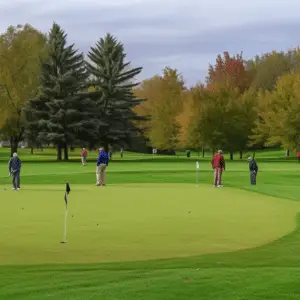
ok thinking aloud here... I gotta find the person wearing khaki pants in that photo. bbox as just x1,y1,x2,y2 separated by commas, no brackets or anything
96,163,107,185
96,147,109,186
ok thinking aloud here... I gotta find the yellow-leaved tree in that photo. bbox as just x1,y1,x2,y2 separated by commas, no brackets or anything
0,24,47,155
176,85,204,152
256,72,300,151
134,67,184,152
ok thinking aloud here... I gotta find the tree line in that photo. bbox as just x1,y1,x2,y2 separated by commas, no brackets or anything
0,23,145,160
134,50,300,159
1,23,300,160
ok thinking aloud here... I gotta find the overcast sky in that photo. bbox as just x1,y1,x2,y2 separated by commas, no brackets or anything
1,0,300,85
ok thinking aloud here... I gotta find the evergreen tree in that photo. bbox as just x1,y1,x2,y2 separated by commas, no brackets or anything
86,33,145,150
25,23,90,160
23,94,48,153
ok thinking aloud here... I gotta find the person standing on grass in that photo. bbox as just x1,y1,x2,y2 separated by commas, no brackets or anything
120,148,124,158
248,157,258,185
211,150,225,187
8,152,22,190
96,147,109,186
81,148,88,166
297,151,300,163
186,149,191,158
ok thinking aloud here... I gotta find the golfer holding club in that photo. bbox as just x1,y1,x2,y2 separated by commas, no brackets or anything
8,152,22,190
96,147,109,186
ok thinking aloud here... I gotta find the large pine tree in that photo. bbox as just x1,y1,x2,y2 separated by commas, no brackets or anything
23,93,49,153
25,23,91,160
86,34,145,150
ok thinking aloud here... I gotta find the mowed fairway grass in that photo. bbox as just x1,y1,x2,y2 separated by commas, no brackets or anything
1,149,300,299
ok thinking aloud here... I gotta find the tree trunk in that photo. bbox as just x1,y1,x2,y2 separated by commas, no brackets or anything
202,147,205,158
64,143,69,161
230,152,233,160
103,141,109,152
285,149,290,157
56,145,62,161
10,137,19,157
239,151,243,159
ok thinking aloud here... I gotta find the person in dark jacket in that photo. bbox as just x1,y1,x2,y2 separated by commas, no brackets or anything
248,157,258,185
8,152,22,190
186,149,191,158
96,147,109,186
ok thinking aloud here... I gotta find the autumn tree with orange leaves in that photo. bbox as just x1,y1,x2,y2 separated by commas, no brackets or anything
176,85,204,150
206,51,250,93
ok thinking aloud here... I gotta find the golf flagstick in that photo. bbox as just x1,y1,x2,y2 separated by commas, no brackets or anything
63,204,68,243
61,182,71,244
196,161,199,186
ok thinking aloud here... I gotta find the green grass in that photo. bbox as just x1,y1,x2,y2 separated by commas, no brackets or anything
1,148,300,299
0,146,295,162
1,184,298,265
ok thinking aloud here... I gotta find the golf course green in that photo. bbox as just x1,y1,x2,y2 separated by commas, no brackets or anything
1,148,300,299
1,184,298,265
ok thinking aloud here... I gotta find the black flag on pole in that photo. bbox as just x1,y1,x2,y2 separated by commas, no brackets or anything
64,182,71,208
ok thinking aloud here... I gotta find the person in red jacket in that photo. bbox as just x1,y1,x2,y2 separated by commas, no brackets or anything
81,148,88,166
211,150,225,187
297,151,300,163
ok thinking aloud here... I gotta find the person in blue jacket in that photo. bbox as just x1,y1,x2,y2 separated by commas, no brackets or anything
96,147,109,186
8,152,22,190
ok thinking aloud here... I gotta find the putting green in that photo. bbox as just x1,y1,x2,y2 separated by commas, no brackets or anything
0,184,298,265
